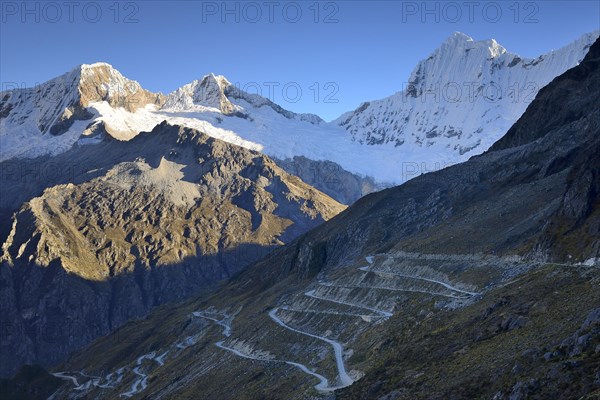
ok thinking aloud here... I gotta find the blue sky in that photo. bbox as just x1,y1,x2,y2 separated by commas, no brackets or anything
1,1,598,121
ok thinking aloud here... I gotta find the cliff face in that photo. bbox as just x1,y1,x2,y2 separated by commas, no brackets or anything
0,122,345,377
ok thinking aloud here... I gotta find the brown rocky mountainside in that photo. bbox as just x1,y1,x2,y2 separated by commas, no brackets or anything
0,121,345,377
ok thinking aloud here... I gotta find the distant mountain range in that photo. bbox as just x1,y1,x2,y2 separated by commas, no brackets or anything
1,31,597,198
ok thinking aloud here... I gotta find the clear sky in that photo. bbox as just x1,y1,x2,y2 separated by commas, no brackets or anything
1,1,598,121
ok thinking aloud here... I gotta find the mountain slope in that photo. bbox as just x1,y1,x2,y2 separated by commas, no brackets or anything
338,266,600,400
0,122,345,377
38,37,600,400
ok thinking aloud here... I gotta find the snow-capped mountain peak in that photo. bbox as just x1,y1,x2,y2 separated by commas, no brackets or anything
0,62,165,159
163,73,237,114
439,31,506,58
163,72,323,124
77,62,163,112
335,30,598,163
80,61,114,69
